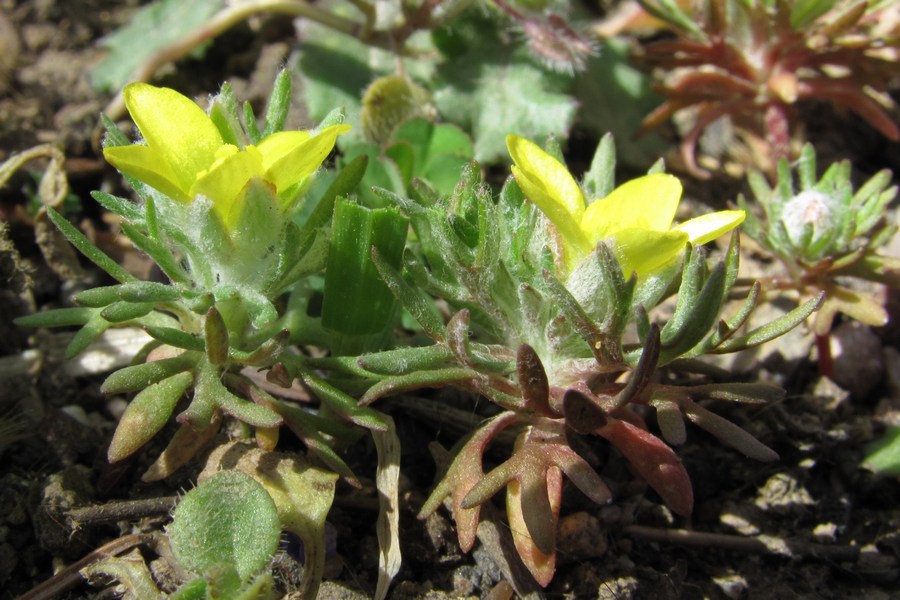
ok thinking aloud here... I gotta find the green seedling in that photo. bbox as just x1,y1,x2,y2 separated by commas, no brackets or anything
738,143,899,373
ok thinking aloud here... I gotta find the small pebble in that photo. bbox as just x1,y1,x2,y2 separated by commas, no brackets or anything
755,473,815,514
712,573,749,599
557,512,608,563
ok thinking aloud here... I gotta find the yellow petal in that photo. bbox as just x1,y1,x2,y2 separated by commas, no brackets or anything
673,210,745,245
261,124,351,195
581,174,682,244
256,131,311,170
191,145,265,228
611,228,689,276
123,83,223,192
103,144,190,202
506,135,586,219
506,136,590,262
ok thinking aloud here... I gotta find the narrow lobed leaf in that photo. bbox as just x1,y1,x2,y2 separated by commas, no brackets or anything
102,353,197,395
47,207,137,284
108,371,193,462
714,292,823,353
144,326,206,353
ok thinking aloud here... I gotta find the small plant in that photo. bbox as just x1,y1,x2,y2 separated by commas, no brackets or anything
635,0,900,174
166,470,282,599
309,133,818,584
15,72,386,480
13,67,824,592
737,143,899,372
15,73,390,598
81,470,283,599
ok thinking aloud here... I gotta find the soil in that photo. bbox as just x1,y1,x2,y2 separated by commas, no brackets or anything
2,1,900,599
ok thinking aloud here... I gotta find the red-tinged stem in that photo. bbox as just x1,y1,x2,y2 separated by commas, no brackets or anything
764,102,792,168
815,332,834,379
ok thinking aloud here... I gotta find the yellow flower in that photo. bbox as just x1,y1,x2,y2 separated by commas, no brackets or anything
104,83,350,229
507,134,745,275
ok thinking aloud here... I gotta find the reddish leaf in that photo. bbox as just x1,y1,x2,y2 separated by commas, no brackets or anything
597,417,694,516
507,467,561,587
419,412,518,552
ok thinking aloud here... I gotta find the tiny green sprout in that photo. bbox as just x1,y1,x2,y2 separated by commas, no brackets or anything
738,143,899,370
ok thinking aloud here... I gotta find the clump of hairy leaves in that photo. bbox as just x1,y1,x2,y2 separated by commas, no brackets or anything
310,134,817,585
14,72,387,489
738,142,899,337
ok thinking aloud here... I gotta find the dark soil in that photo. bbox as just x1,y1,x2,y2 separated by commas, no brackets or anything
2,1,900,599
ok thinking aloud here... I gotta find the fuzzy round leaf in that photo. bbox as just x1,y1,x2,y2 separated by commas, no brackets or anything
168,470,280,582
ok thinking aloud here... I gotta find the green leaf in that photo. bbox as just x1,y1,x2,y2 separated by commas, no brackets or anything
90,0,225,91
66,313,112,359
660,247,707,345
267,396,361,485
342,144,408,207
636,0,707,37
203,443,339,600
301,371,390,431
433,15,577,163
14,306,94,328
301,154,369,232
119,221,192,285
117,281,183,303
144,326,206,352
261,69,292,137
714,292,823,353
209,82,245,147
582,133,616,200
658,261,728,365
863,426,900,476
90,191,143,223
168,470,281,581
321,199,409,337
47,208,137,284
73,285,121,308
170,578,207,600
102,353,197,395
355,344,455,375
101,301,156,323
189,361,282,429
371,248,447,343
224,179,286,290
108,371,193,462
684,281,761,357
541,269,606,363
359,367,477,406
388,119,474,195
790,0,836,29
